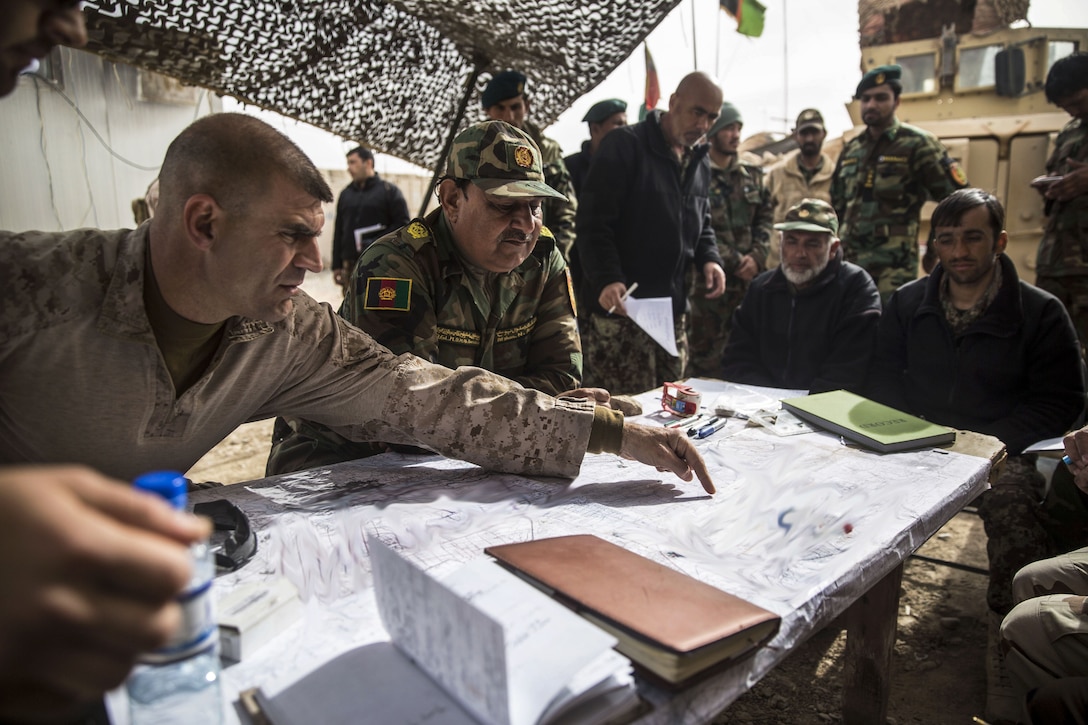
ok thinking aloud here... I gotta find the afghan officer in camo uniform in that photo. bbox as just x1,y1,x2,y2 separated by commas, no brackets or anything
266,121,588,475
831,64,967,302
687,102,772,377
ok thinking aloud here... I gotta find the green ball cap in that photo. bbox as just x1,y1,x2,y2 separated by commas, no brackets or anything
856,64,902,97
446,120,568,201
583,98,627,124
708,101,743,138
774,198,839,236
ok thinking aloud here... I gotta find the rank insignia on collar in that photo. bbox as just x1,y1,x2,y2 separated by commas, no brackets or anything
407,221,428,239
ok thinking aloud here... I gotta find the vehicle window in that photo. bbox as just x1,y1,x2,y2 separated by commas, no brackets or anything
898,52,937,94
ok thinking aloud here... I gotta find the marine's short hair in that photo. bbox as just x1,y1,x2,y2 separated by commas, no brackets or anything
158,113,333,219
931,188,1004,241
1045,51,1088,105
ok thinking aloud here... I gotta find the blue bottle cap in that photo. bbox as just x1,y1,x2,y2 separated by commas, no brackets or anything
133,471,188,511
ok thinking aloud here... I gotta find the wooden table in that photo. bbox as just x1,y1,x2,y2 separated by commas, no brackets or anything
183,380,1002,724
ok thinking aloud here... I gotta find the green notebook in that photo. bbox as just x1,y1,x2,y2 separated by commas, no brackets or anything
780,390,956,453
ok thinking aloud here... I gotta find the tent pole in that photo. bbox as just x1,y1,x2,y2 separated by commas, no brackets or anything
421,54,488,218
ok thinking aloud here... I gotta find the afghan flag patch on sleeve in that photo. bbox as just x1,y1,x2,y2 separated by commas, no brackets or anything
363,277,412,311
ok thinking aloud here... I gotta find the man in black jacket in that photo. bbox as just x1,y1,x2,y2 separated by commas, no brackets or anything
867,188,1086,722
575,72,726,395
721,199,880,392
331,146,410,295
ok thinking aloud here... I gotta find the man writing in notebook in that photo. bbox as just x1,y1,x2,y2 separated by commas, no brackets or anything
866,188,1085,722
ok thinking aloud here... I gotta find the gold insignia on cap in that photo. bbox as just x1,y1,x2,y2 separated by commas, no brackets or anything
514,146,534,168
875,72,885,84
407,222,428,238
798,209,810,218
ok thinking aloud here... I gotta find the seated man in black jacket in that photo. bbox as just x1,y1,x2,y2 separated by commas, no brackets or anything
721,198,881,392
867,187,1086,722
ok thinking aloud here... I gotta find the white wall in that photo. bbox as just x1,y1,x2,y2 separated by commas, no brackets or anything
0,47,220,233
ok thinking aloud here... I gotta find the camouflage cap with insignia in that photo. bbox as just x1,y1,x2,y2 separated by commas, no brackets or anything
795,108,825,132
856,64,902,98
774,198,839,236
583,98,627,124
482,70,527,109
447,120,568,200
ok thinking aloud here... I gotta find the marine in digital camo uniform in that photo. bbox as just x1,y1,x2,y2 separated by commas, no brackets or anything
688,101,772,377
266,121,581,475
482,70,578,263
1034,51,1088,351
831,64,967,302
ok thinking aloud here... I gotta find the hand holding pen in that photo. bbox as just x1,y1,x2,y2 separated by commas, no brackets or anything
604,282,639,315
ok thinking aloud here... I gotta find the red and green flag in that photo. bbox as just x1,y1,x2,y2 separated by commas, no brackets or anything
364,277,412,311
720,0,766,38
644,44,660,114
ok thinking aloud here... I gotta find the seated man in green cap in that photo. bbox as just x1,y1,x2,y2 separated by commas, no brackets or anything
687,100,773,377
830,63,968,302
266,120,616,475
564,98,628,198
482,70,578,263
721,199,881,392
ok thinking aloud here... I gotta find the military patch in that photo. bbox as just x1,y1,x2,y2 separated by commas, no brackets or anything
364,277,412,311
436,326,481,346
496,317,537,343
875,72,885,85
565,268,577,318
514,146,534,168
949,161,967,186
406,222,428,239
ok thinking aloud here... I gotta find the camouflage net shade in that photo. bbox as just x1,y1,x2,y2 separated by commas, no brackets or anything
82,0,682,170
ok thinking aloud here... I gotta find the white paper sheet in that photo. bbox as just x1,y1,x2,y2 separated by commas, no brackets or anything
624,296,677,356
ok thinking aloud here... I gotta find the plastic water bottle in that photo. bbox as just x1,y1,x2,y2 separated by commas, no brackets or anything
127,471,223,724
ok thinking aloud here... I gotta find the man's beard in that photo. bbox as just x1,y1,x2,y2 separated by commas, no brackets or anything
800,142,821,157
781,257,829,286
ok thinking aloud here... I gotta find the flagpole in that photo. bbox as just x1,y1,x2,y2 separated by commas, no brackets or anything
691,0,698,69
783,0,789,132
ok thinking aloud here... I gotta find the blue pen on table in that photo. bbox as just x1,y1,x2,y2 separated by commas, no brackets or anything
688,416,719,437
696,417,730,440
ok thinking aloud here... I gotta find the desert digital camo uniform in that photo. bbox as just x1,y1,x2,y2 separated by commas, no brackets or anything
0,225,619,482
688,156,773,377
1002,544,1088,701
1035,117,1088,347
830,118,966,300
522,119,578,262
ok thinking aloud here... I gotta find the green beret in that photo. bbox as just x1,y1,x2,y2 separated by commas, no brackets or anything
583,99,627,124
482,70,527,109
708,101,743,138
855,64,902,97
446,120,567,201
774,198,839,236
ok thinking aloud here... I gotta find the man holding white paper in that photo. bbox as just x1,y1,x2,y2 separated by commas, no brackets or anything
575,72,727,395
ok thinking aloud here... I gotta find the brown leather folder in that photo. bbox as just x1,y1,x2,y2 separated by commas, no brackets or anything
485,534,781,687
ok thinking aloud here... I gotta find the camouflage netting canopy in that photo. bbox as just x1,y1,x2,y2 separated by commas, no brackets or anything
82,0,683,170
858,0,1030,47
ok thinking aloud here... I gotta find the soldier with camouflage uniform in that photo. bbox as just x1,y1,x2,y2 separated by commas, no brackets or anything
687,102,772,377
831,64,968,302
267,121,594,475
1034,51,1088,351
482,70,578,263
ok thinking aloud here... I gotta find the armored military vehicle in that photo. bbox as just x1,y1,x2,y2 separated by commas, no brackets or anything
846,0,1086,282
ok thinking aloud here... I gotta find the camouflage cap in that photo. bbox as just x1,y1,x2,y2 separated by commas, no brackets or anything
856,64,902,97
482,70,527,109
795,108,825,131
774,198,839,236
446,120,568,200
708,101,743,138
583,98,627,124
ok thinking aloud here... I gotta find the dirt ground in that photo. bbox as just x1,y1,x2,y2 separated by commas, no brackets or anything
186,269,998,724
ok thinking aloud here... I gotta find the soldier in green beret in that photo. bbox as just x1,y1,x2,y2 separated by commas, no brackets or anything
267,121,622,474
687,100,773,377
481,70,579,265
831,63,968,302
564,99,628,198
